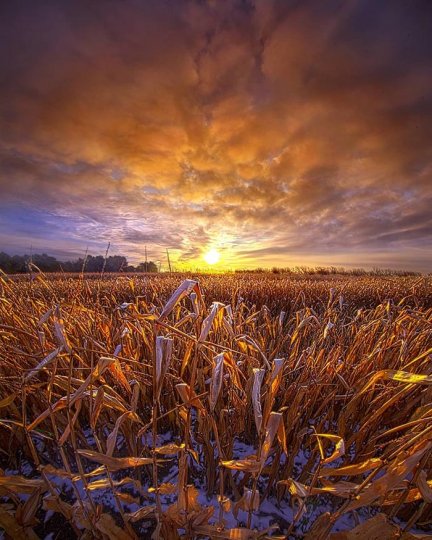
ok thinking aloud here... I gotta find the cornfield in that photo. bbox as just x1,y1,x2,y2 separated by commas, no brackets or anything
1,271,432,539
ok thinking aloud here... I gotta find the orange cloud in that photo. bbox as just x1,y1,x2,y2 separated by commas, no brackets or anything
0,0,431,270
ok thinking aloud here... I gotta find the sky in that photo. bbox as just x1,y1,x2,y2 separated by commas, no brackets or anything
0,0,431,271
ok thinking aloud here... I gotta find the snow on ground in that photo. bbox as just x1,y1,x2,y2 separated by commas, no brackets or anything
0,432,428,538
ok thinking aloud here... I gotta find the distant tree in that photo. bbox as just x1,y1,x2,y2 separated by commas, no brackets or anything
0,252,12,273
11,254,27,273
85,255,104,272
32,253,60,272
62,258,84,272
136,261,158,273
104,255,128,272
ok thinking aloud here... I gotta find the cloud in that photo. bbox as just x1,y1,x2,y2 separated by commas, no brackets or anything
0,0,431,269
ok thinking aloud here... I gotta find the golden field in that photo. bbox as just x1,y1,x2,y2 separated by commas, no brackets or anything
0,271,432,539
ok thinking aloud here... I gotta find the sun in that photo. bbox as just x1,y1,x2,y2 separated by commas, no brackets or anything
204,248,220,265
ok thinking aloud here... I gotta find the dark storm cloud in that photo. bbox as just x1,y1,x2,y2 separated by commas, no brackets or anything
0,0,431,268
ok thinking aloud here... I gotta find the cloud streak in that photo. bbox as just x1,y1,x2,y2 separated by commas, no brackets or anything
0,0,431,270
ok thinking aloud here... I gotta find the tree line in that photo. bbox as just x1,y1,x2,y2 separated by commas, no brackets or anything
0,252,158,274
234,266,421,276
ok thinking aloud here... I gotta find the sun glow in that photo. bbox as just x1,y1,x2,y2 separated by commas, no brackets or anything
204,248,220,265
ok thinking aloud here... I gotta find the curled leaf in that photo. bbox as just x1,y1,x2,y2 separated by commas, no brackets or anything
252,368,265,434
77,449,154,471
209,352,225,411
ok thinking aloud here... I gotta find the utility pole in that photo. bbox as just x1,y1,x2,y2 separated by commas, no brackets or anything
81,246,89,277
145,245,148,272
29,244,33,280
101,241,110,275
166,248,172,273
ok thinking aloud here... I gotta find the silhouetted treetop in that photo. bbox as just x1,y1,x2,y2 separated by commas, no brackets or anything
0,252,158,274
